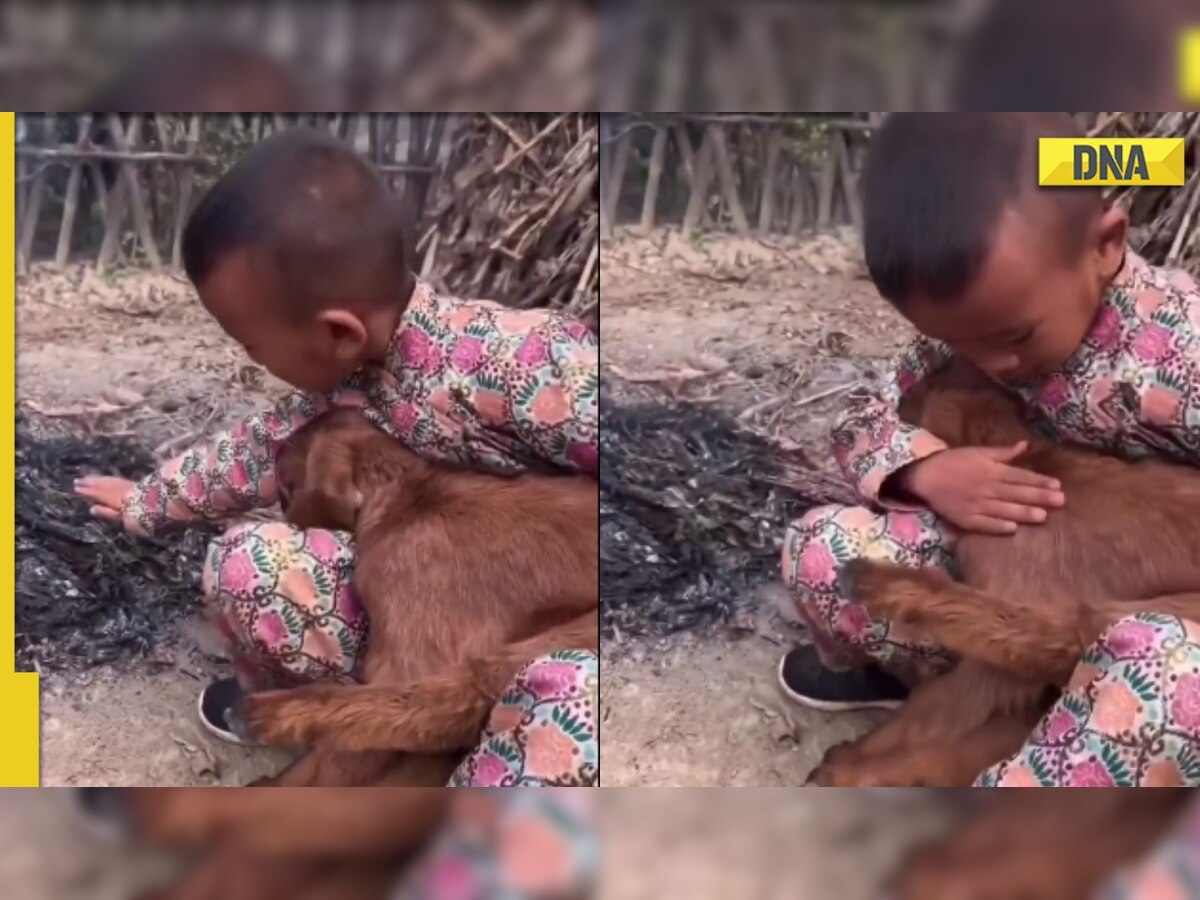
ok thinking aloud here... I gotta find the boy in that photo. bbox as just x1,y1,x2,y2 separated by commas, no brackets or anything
779,113,1200,714
75,129,598,783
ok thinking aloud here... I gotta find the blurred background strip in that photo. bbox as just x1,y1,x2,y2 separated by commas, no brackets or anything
2,0,1198,113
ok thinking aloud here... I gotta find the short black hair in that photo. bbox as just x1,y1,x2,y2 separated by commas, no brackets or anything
182,128,414,317
949,0,1173,111
862,112,1103,306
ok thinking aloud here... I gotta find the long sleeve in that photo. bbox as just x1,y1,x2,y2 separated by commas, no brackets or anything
390,292,598,478
121,287,600,536
119,390,330,535
831,335,953,506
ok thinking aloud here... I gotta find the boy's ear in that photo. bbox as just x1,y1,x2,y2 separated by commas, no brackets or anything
1094,202,1128,278
316,309,368,362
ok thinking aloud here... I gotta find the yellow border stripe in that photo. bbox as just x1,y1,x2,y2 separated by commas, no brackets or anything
0,111,41,786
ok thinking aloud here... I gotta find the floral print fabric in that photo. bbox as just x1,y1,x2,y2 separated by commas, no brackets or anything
120,281,599,536
782,503,957,683
204,522,365,681
395,789,596,899
978,614,1200,788
450,651,599,788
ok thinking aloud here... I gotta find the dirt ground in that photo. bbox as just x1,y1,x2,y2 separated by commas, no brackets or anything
18,264,295,786
599,226,915,787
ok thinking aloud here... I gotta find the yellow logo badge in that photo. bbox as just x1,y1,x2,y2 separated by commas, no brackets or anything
1039,138,1185,187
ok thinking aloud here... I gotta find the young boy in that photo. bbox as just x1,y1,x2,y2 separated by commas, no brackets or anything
779,113,1200,713
75,129,598,782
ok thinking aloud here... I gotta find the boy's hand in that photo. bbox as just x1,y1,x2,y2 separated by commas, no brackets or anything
74,475,136,525
896,443,1065,535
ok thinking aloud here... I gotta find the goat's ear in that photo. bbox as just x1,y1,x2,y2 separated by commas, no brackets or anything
302,434,364,524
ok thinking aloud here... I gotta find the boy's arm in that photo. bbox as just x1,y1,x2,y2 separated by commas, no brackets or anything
831,335,952,506
505,317,598,476
119,390,329,535
430,306,598,477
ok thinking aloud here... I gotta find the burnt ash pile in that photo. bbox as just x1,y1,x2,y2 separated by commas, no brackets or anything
600,378,811,636
16,417,218,672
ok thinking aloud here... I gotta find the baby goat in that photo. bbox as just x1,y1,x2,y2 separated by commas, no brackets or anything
810,361,1200,786
241,408,598,786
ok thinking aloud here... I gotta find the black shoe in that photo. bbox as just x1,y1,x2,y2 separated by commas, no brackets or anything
777,645,909,711
198,676,258,745
72,788,133,845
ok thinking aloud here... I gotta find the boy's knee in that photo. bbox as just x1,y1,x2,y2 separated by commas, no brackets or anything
202,522,283,604
782,504,857,592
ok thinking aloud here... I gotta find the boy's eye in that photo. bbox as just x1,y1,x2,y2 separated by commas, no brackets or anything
1010,328,1035,346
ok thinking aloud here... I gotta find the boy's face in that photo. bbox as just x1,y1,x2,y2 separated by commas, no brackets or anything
900,202,1128,383
197,251,368,393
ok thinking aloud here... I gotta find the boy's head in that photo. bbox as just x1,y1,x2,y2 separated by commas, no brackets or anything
862,112,1127,383
86,33,308,112
183,128,415,392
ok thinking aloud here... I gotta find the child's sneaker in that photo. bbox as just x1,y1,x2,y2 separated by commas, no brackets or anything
197,676,259,745
71,788,134,845
777,645,909,711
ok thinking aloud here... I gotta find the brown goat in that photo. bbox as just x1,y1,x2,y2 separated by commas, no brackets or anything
889,790,1190,900
809,360,1200,787
238,408,598,786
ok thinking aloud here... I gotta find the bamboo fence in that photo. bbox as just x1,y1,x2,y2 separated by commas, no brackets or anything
602,112,1200,276
16,112,599,315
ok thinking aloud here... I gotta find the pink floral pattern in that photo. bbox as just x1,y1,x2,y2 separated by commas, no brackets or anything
977,613,1200,788
120,281,598,536
396,790,596,900
449,651,598,787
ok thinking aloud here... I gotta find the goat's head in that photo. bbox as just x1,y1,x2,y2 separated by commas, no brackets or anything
275,408,385,532
898,361,1032,448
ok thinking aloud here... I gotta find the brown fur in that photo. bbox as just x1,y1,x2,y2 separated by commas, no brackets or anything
890,790,1190,900
106,787,449,900
239,408,598,785
810,360,1200,786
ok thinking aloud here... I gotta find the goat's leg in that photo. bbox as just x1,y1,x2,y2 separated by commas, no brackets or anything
816,661,1049,765
890,791,1188,900
808,708,1040,787
840,559,1086,680
241,611,599,753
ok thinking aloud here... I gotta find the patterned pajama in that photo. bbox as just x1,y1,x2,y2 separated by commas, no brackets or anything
784,250,1200,779
979,614,1200,788
121,281,600,786
396,789,596,899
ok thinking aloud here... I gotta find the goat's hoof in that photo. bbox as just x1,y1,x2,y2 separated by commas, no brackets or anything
806,742,863,786
836,558,874,603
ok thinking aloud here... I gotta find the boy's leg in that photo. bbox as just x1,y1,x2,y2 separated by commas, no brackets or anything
779,504,958,708
976,613,1200,788
199,521,369,740
449,650,598,787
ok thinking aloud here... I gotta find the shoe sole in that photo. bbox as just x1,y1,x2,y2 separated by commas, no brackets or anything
196,689,260,747
775,655,905,712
